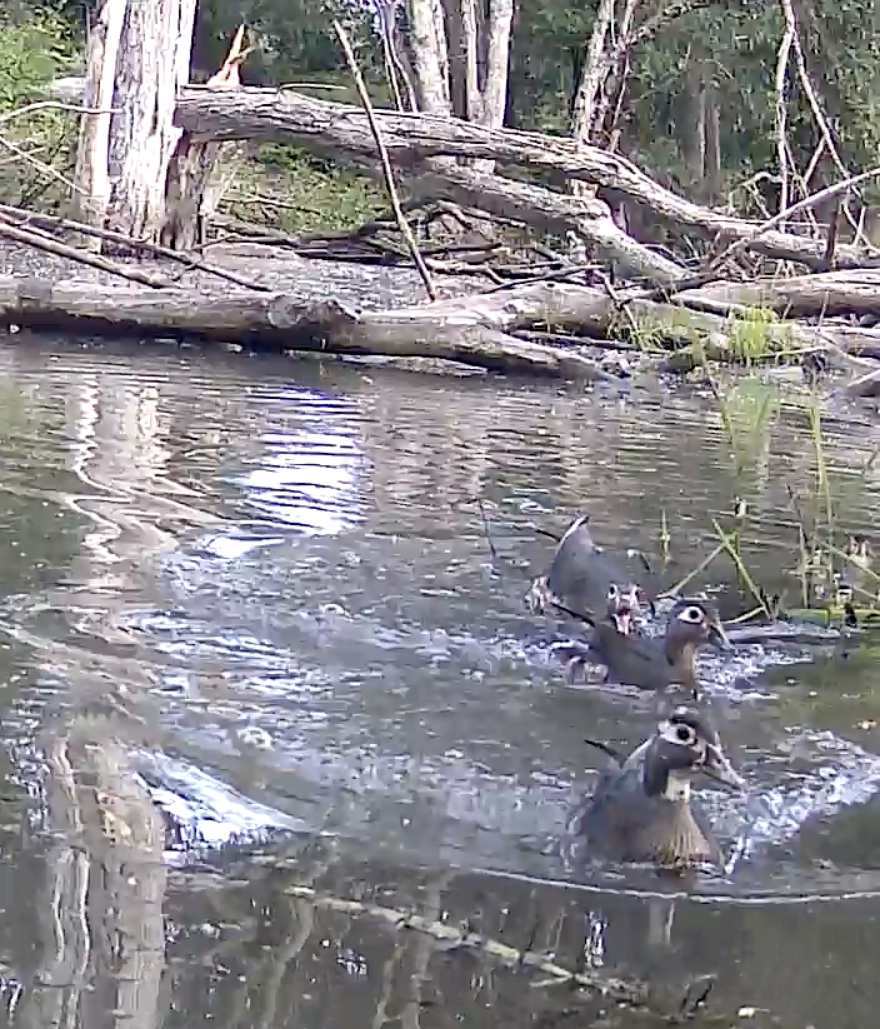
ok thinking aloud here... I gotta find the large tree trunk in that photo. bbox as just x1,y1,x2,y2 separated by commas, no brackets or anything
161,27,252,251
406,0,513,177
568,0,631,260
73,0,197,241
408,0,452,114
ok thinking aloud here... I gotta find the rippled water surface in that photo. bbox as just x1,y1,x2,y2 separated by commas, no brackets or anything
0,334,879,1028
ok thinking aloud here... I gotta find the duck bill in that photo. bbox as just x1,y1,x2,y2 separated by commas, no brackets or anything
701,744,746,792
611,605,633,634
706,614,733,652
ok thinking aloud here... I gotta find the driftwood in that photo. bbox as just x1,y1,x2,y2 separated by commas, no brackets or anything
4,257,880,382
0,276,621,381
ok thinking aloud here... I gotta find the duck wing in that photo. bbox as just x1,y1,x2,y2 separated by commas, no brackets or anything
547,517,635,616
591,622,671,690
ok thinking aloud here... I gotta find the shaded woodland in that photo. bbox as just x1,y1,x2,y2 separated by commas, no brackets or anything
1,0,880,389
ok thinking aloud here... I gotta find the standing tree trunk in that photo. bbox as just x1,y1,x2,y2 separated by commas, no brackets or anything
409,0,452,114
568,0,618,260
405,0,513,174
73,0,197,243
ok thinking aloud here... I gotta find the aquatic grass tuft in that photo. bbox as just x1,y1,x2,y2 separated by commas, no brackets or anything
660,372,880,626
725,306,782,366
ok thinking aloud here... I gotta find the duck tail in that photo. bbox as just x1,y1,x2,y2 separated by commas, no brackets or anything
583,738,625,766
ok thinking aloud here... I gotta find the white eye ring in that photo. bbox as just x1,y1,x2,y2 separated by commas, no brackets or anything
677,605,705,624
607,584,620,600
660,719,697,747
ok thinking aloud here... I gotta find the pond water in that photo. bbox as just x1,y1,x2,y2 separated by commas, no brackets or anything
0,333,878,1029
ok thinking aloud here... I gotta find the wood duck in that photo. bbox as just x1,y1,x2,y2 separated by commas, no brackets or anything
526,515,652,625
563,707,746,871
557,593,731,700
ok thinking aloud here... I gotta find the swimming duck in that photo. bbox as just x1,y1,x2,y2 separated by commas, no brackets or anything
526,515,652,625
558,593,731,699
564,707,746,871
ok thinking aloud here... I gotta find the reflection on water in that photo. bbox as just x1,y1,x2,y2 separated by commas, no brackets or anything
0,334,878,1027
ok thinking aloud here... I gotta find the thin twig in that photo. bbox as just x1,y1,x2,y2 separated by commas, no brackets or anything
711,519,774,618
283,884,647,1003
710,165,880,268
821,541,880,588
0,202,271,292
659,542,725,597
476,497,501,568
0,214,170,288
333,20,436,301
0,132,85,198
0,100,117,126
782,0,869,245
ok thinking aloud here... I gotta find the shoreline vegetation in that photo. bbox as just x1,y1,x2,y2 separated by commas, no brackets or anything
0,10,875,393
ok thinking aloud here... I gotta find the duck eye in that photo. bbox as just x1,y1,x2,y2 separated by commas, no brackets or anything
675,724,697,745
677,605,704,624
607,585,620,600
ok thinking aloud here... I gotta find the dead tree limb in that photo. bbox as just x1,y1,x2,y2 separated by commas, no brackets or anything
165,87,876,271
333,20,436,300
0,277,619,381
0,202,271,291
0,216,171,287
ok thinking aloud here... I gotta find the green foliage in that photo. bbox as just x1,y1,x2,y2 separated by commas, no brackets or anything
0,10,78,207
194,0,380,83
226,144,386,235
726,307,782,365
7,0,880,236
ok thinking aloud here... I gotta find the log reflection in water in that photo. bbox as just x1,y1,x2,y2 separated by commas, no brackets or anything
20,716,166,1029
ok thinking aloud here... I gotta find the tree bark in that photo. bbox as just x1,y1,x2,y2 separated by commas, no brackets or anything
72,0,128,233
408,0,452,115
0,276,616,380
169,86,874,272
73,0,197,242
161,27,251,251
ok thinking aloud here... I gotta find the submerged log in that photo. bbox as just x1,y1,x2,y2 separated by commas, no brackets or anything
0,277,616,381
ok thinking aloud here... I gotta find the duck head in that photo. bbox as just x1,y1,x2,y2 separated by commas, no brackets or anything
846,534,872,569
664,598,731,658
640,707,746,800
604,582,641,634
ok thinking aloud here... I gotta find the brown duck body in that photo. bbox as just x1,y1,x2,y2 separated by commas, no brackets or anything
571,598,731,699
590,620,702,695
564,708,745,871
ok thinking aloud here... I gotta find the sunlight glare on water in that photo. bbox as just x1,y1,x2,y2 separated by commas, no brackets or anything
0,337,879,1027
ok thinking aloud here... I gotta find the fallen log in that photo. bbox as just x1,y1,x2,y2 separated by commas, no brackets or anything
168,86,872,271
53,79,876,282
677,268,880,318
0,276,616,382
4,268,880,381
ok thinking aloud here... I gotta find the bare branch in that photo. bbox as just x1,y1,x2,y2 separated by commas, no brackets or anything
334,20,436,300
774,2,796,222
